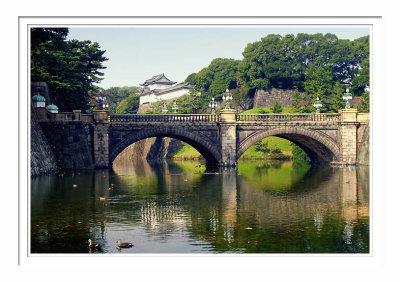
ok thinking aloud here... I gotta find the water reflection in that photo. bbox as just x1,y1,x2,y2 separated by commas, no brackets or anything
31,160,369,254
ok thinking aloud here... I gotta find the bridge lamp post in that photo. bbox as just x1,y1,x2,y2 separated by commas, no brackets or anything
172,101,178,114
343,88,352,109
222,88,232,109
313,97,322,114
209,97,217,114
87,102,95,113
162,104,168,114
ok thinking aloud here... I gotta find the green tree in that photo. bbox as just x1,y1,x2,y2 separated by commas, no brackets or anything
108,102,117,114
146,94,205,114
185,73,197,85
254,140,270,154
118,86,141,99
104,87,120,97
31,28,108,111
329,81,346,113
358,90,370,113
292,144,311,161
188,58,240,100
116,94,139,114
272,101,283,113
231,79,251,111
351,58,370,96
291,89,302,113
237,33,369,96
303,66,333,113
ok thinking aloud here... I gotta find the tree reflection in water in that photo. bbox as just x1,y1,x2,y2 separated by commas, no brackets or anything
31,159,369,254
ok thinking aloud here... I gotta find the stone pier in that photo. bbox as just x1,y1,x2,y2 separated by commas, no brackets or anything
93,110,110,167
340,109,359,165
219,109,237,166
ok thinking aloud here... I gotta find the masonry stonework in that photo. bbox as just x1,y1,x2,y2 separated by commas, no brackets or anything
93,110,110,167
36,109,370,170
38,121,94,170
31,106,58,177
339,109,358,165
220,109,237,166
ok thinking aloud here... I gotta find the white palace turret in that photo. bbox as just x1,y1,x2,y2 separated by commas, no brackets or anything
139,73,191,104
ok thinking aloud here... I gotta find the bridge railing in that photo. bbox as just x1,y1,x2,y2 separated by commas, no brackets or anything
81,114,94,123
236,113,341,122
109,114,221,123
54,112,74,121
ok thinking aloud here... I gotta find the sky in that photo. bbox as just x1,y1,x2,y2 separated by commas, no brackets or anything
67,26,370,89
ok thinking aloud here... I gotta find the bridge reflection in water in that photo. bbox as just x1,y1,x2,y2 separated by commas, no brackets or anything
31,160,369,253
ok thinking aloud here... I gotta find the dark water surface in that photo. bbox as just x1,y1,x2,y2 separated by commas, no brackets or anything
31,160,369,254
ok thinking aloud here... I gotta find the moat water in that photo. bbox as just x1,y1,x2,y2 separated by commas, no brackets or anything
31,159,369,254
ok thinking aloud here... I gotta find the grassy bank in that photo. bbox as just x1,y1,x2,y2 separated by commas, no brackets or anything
170,136,297,161
240,136,293,160
169,144,202,160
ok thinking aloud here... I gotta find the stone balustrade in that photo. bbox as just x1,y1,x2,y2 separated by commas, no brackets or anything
109,114,220,123
236,113,341,122
37,111,345,124
34,108,93,123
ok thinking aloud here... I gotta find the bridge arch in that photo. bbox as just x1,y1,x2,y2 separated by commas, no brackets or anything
109,127,221,166
237,126,341,164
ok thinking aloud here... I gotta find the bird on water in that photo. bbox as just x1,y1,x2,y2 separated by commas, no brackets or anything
88,239,100,249
117,240,134,248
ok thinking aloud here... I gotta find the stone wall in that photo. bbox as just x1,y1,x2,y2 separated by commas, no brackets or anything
253,88,300,108
39,121,94,170
147,138,186,161
114,139,155,162
253,88,363,109
357,123,370,165
31,106,59,177
113,137,185,163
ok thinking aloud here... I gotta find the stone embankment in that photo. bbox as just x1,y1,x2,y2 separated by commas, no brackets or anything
39,121,94,170
113,137,185,163
31,105,58,177
253,88,362,108
253,88,300,108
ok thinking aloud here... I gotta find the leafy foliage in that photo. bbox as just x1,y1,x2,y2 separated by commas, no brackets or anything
358,90,370,113
186,33,369,113
186,58,240,101
103,86,141,114
31,28,108,111
292,144,311,161
272,101,283,113
302,66,333,112
270,147,282,154
254,140,270,154
231,83,251,111
238,33,369,95
291,89,302,113
330,81,346,113
115,94,140,114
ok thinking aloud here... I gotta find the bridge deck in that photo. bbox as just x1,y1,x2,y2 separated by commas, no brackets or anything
108,113,341,124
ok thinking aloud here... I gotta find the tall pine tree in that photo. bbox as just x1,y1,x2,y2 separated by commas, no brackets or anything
31,28,108,111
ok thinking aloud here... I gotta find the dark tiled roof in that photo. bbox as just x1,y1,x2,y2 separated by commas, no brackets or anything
140,73,176,86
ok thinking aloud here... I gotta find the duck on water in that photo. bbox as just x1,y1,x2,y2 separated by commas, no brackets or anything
117,240,134,248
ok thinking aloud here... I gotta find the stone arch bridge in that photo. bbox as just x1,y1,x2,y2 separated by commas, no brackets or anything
35,108,369,169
